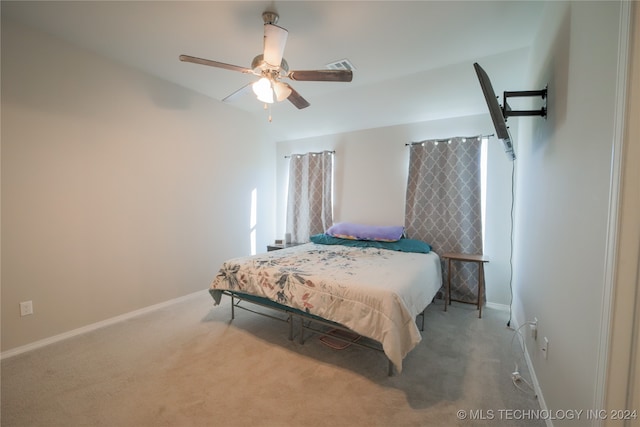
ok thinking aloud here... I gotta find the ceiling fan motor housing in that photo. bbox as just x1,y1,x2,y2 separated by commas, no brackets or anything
251,55,289,76
262,11,279,25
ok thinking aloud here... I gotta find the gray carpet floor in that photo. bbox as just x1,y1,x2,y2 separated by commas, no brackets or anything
1,291,544,426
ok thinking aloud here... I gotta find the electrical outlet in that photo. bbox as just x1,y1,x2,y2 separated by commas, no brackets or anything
20,301,33,317
530,317,538,340
542,337,549,359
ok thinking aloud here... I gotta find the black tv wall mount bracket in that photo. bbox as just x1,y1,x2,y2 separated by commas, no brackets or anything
502,85,548,120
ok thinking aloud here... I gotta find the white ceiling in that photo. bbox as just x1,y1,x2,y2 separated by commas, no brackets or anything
1,1,546,141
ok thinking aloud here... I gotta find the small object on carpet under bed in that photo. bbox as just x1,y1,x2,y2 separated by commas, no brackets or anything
319,328,361,350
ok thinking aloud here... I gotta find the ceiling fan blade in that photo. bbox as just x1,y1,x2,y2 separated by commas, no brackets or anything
286,85,310,109
287,69,353,82
263,24,288,67
179,55,254,74
222,83,254,103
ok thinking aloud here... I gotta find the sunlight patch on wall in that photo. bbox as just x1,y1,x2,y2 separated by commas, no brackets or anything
481,137,488,251
250,188,257,255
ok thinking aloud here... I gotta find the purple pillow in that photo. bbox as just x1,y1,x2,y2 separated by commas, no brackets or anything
326,222,404,242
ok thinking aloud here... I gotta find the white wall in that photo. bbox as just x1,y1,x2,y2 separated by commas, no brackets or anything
1,20,276,351
513,1,624,421
275,112,521,307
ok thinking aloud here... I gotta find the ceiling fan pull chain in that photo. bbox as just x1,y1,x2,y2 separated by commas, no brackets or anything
261,102,272,122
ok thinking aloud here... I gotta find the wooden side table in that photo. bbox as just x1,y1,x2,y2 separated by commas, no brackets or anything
442,253,489,318
267,243,304,252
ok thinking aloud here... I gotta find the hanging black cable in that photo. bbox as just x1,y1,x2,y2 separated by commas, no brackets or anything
507,158,516,328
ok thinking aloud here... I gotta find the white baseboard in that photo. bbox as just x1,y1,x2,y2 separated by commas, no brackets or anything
1,289,209,361
486,301,510,312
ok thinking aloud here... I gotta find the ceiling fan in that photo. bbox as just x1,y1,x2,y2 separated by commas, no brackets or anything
179,11,353,111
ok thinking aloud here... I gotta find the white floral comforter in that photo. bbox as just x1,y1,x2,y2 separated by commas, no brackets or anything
209,243,442,373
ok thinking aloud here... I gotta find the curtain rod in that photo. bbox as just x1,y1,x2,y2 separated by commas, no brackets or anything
405,134,495,146
284,150,335,159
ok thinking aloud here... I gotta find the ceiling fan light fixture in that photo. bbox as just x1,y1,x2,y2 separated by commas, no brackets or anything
273,81,292,102
252,77,274,103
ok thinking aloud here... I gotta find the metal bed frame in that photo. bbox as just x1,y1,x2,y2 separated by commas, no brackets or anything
223,290,427,376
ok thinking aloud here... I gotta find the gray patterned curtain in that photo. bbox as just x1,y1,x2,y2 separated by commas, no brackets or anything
404,137,483,303
286,151,333,243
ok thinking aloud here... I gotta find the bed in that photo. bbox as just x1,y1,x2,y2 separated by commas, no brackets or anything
209,235,442,374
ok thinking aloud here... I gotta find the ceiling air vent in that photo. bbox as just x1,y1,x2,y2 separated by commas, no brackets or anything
326,58,356,71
